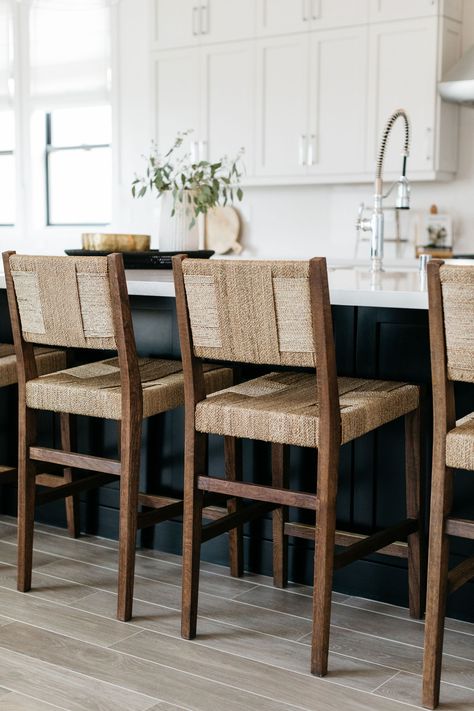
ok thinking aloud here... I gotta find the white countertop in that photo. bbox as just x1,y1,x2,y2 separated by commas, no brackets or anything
1,260,472,310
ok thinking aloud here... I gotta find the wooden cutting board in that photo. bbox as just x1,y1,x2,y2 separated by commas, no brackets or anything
205,206,242,254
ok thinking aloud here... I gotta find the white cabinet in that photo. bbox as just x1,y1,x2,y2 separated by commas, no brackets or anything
255,35,309,176
154,43,256,171
153,0,256,49
369,0,462,22
257,0,368,36
256,27,368,178
201,43,255,171
367,16,460,178
153,49,201,154
308,26,368,176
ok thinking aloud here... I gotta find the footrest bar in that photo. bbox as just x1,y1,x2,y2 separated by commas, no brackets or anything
334,518,418,570
202,501,276,542
30,446,121,476
197,476,318,510
448,556,474,595
36,473,116,506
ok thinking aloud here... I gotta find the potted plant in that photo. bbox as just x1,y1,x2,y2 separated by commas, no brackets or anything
132,131,244,251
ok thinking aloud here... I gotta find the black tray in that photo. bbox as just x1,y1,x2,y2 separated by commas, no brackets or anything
64,249,214,269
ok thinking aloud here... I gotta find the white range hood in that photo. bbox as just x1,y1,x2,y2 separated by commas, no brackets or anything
439,44,474,105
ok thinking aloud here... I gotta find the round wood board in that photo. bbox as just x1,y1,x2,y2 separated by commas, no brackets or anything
205,206,241,254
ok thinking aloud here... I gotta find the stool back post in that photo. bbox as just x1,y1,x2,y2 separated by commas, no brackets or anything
107,253,143,424
2,251,39,390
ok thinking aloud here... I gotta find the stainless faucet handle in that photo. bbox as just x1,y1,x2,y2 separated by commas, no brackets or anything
356,202,372,232
396,175,410,209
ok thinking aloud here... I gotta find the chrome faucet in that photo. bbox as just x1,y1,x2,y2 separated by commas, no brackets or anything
357,109,411,272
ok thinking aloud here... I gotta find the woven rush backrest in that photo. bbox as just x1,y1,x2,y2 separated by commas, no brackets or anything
182,259,317,367
8,254,117,350
440,264,474,383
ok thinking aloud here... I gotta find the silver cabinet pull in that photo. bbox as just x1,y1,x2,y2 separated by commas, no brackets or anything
302,0,309,21
299,134,307,166
311,0,321,20
198,140,207,160
425,126,433,161
201,2,208,34
308,134,316,165
191,141,198,162
192,5,199,35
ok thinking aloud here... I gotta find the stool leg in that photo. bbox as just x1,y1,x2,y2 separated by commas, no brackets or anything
311,443,339,677
117,415,142,622
225,436,243,578
405,408,424,619
422,462,453,709
181,430,206,640
61,413,80,539
272,443,288,588
17,407,37,593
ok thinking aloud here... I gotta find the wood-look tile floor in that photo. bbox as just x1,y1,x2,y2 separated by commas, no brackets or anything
0,515,471,711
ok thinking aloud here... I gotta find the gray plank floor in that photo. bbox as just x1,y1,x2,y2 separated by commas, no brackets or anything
0,515,471,710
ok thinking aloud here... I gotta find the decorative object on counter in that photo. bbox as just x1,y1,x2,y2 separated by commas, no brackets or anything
132,131,244,252
65,249,214,269
205,205,242,255
356,108,411,273
82,233,151,252
415,204,453,259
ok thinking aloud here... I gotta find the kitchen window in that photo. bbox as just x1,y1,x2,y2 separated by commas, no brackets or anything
45,105,112,226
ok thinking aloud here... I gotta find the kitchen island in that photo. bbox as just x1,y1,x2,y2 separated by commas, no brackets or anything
0,263,472,621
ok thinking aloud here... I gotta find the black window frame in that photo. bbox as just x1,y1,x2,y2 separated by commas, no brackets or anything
45,111,111,227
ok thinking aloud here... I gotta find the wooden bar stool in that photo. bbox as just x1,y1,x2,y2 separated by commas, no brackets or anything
2,251,233,621
173,255,423,676
0,344,81,533
423,260,474,709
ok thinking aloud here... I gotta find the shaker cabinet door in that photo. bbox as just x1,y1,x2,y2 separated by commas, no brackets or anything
308,26,369,176
255,35,309,177
201,43,256,174
367,18,438,177
153,49,201,155
153,0,199,50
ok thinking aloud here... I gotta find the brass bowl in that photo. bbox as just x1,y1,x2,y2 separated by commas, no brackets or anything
82,233,151,252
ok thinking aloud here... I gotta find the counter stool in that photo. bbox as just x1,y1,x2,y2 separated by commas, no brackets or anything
423,261,474,709
173,255,423,676
0,344,80,532
2,251,233,621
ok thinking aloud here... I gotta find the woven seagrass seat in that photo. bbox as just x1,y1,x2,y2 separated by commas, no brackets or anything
2,251,233,623
173,255,423,679
26,356,230,420
195,371,419,447
423,262,474,709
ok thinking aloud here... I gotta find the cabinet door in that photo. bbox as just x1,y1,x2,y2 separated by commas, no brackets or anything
153,0,199,50
201,43,255,174
202,0,256,43
369,0,438,21
153,49,201,155
256,35,309,176
308,26,368,175
367,18,438,176
257,0,310,37
311,0,369,29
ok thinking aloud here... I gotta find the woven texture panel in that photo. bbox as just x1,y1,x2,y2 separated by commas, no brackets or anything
195,371,419,447
10,255,117,350
0,343,66,388
26,357,232,420
182,260,316,367
446,412,474,471
440,265,474,383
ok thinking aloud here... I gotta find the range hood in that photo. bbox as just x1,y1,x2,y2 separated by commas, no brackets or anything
438,44,474,105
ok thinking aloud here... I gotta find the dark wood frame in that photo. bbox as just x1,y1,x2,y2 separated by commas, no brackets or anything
422,259,474,708
173,254,424,675
2,250,242,622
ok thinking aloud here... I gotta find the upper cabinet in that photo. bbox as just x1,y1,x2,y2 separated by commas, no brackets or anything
257,0,369,36
151,0,462,184
369,0,462,22
153,0,256,49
